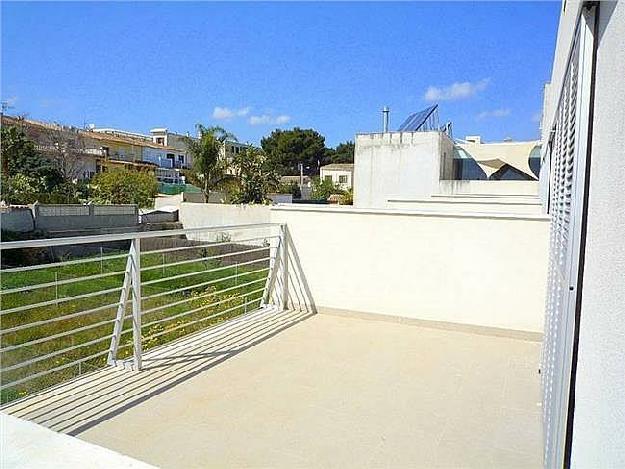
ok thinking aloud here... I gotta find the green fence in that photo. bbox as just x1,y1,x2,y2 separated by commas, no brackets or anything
158,183,202,196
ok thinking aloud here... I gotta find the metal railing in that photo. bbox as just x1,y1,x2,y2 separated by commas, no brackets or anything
0,223,289,403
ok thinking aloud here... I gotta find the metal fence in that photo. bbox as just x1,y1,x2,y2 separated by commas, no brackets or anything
0,223,292,404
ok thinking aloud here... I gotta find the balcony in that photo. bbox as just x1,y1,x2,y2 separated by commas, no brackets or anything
1,220,545,468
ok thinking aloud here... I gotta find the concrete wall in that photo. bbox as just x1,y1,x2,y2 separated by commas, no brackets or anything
0,207,35,233
154,193,184,210
569,2,625,467
271,205,549,333
0,207,35,232
33,204,139,232
353,131,452,208
438,180,539,196
179,202,271,242
267,193,293,204
386,196,543,215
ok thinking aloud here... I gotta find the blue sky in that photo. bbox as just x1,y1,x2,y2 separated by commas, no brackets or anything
1,2,560,147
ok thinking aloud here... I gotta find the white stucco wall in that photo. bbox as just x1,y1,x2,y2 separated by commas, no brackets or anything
569,2,625,467
179,202,271,242
271,205,549,333
177,202,549,332
386,197,543,214
353,131,452,208
438,180,539,196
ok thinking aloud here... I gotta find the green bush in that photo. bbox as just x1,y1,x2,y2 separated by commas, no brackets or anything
311,176,343,200
91,170,158,208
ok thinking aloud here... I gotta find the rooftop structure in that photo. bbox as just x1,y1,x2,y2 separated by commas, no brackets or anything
397,104,439,132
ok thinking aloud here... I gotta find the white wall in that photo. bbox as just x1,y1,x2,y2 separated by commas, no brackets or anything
320,168,353,190
570,2,625,467
179,202,271,242
438,180,539,196
354,131,452,208
386,197,543,215
271,205,549,333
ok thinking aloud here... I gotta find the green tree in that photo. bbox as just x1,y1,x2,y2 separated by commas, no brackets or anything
183,125,237,201
261,128,327,176
1,125,69,204
91,170,157,208
330,141,355,164
311,176,343,200
1,125,63,190
230,148,279,204
276,180,301,199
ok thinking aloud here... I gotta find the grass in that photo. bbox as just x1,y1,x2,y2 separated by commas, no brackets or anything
0,243,271,404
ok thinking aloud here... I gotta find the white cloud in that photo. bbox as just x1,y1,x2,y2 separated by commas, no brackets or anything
477,108,511,119
424,78,490,102
249,114,291,126
212,106,250,120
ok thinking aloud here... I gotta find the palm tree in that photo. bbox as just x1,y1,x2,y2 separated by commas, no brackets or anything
183,125,237,201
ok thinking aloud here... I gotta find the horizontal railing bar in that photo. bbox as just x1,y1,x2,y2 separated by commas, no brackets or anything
0,285,124,316
1,269,127,295
0,223,283,250
0,349,111,391
1,300,132,335
141,246,271,273
142,267,269,300
0,317,120,353
142,257,272,286
143,280,266,317
2,322,131,372
1,252,128,274
141,294,263,342
141,235,279,256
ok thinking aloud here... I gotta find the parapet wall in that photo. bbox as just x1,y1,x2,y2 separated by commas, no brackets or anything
271,205,549,333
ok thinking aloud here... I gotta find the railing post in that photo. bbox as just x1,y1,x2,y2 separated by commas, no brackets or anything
281,224,289,311
130,237,143,370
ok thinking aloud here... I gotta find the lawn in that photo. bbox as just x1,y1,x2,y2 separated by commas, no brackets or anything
0,242,272,404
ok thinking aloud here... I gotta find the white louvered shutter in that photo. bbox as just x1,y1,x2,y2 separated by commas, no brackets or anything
541,7,596,468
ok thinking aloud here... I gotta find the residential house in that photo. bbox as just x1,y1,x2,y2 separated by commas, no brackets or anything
320,163,354,190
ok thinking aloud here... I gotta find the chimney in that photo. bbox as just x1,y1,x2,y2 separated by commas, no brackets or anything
382,106,390,132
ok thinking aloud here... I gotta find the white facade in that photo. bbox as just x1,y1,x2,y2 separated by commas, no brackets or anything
319,164,354,190
540,2,625,467
353,131,455,208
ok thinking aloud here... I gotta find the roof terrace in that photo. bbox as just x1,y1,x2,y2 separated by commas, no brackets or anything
1,220,545,467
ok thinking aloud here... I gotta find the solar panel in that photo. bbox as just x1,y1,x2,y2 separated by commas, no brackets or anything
397,105,438,132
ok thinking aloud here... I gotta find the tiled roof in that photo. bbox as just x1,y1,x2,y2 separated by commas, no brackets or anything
321,163,354,171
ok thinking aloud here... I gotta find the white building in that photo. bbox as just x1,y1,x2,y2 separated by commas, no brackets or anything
353,130,455,208
537,2,625,468
320,163,354,190
353,126,542,209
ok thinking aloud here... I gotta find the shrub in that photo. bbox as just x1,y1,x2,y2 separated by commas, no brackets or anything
91,170,158,208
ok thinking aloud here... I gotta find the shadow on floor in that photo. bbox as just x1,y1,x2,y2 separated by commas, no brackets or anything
2,307,313,436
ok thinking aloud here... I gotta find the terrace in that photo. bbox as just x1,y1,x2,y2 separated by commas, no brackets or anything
1,218,546,467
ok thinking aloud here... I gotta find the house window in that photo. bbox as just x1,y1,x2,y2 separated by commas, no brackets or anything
324,175,333,183
339,175,348,184
156,137,165,145
178,155,185,163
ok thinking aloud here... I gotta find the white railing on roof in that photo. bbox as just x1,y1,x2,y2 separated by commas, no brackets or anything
0,223,291,403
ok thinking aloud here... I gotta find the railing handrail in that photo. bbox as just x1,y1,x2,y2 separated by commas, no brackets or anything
0,222,284,250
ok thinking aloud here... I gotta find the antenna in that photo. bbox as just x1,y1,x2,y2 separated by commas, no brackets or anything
382,106,390,132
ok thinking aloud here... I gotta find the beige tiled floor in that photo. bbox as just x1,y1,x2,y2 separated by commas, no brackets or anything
4,308,543,468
